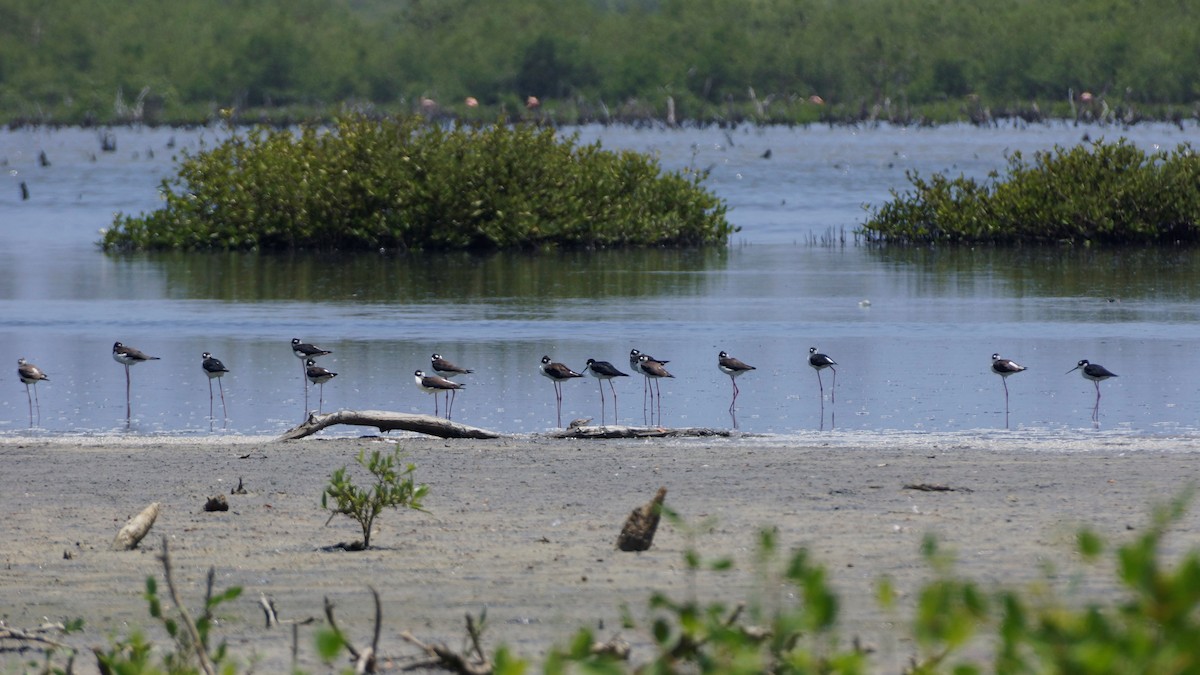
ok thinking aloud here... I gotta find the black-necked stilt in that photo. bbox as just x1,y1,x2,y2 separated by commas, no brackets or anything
630,349,669,420
414,369,465,419
431,353,473,377
292,338,331,412
292,338,332,360
202,352,230,421
1067,359,1117,421
585,358,629,425
541,355,583,428
431,353,472,416
17,358,48,427
718,351,755,412
638,354,674,425
990,353,1026,422
808,347,837,403
305,359,337,414
113,342,159,421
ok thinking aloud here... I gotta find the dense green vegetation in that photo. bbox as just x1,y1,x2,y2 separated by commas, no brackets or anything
100,115,733,251
860,139,1200,245
2,0,1197,126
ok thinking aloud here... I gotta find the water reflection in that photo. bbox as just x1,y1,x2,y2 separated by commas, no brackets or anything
867,246,1200,302
136,248,730,304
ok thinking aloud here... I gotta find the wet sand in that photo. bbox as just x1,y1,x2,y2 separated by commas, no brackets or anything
3,434,1199,672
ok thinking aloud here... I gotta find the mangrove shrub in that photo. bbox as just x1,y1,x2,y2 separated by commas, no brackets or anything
860,139,1200,245
101,115,733,252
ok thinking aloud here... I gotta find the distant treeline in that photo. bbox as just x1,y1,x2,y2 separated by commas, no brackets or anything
2,0,1197,126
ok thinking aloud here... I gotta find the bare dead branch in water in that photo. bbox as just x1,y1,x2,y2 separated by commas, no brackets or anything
549,425,734,439
278,410,502,440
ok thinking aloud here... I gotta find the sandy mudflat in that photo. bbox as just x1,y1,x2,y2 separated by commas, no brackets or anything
3,433,1200,673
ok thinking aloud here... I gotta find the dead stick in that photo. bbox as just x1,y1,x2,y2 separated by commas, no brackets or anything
158,536,216,675
325,596,361,661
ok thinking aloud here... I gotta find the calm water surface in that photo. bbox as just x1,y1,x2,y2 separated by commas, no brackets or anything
1,122,1199,440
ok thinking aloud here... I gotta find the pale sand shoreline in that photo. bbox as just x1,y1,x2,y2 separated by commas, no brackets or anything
3,434,1200,672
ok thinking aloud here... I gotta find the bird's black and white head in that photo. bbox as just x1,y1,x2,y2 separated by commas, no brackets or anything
1067,359,1090,374
808,347,836,369
1069,359,1116,381
202,352,229,377
718,351,754,375
541,355,552,366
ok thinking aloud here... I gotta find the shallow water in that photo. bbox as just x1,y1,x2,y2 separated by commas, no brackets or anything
1,122,1198,439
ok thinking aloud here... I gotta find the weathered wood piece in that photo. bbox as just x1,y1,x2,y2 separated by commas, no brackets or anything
276,410,502,441
549,425,733,439
617,487,667,552
112,502,160,551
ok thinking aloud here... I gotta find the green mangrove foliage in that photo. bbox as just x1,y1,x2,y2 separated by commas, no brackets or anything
101,115,733,252
3,0,1199,126
861,140,1200,245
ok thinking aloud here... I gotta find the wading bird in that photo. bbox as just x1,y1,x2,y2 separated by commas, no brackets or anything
292,338,331,413
718,351,756,412
17,358,48,427
808,347,837,403
990,353,1026,424
430,353,472,416
1067,359,1117,421
630,349,670,421
414,369,465,419
540,356,583,428
201,352,230,421
638,354,674,425
584,358,629,425
113,342,159,422
305,359,337,414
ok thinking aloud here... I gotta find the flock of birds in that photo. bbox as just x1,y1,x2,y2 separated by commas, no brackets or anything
991,353,1118,424
11,340,1119,431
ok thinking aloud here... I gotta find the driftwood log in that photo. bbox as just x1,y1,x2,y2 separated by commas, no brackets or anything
550,425,733,439
277,410,502,441
617,487,667,552
112,502,160,551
